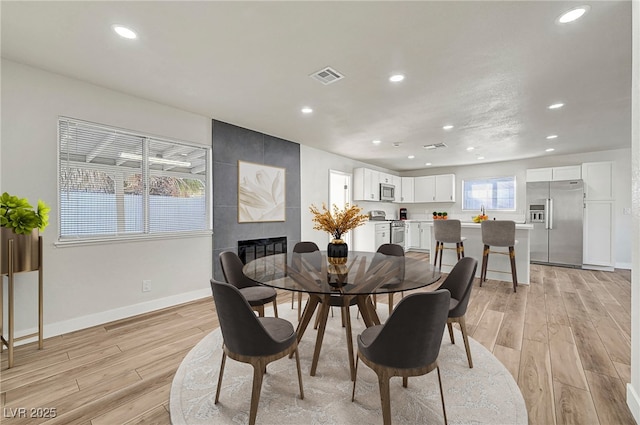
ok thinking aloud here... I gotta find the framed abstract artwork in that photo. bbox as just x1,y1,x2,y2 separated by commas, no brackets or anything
238,161,286,222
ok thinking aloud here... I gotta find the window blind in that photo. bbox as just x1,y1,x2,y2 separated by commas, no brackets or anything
58,117,210,242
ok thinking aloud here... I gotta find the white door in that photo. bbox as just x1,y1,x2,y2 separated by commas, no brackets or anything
329,170,353,246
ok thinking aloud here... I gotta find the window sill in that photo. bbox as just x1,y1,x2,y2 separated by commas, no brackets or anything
54,230,213,248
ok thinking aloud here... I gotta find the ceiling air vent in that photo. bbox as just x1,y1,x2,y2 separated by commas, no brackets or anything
423,143,448,150
310,67,344,85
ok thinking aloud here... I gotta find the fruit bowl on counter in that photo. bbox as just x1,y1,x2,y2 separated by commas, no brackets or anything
472,214,489,223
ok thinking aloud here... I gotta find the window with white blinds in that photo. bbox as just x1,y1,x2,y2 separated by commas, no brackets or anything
58,117,211,243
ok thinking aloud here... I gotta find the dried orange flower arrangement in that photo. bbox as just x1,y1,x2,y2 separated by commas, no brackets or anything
309,203,368,240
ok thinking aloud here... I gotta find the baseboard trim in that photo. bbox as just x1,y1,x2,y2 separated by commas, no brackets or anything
10,288,212,346
582,264,615,272
615,262,633,270
627,383,640,423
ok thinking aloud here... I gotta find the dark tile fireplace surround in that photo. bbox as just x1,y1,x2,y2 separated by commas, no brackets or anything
238,237,287,264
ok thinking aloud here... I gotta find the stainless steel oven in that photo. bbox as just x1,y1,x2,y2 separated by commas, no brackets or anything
390,220,405,249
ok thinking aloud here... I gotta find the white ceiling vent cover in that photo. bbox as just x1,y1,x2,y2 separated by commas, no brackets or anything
310,67,345,85
423,143,448,150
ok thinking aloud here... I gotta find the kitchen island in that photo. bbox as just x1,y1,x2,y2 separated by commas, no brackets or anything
426,221,533,285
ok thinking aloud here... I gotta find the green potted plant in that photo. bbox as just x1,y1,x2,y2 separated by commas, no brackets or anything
1,192,50,274
442,212,448,220
432,211,438,220
436,212,443,220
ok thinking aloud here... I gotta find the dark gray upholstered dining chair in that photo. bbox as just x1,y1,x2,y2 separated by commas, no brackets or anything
438,256,478,368
374,243,405,314
210,279,304,425
433,219,466,271
352,289,451,425
292,241,321,320
480,220,518,292
219,251,278,317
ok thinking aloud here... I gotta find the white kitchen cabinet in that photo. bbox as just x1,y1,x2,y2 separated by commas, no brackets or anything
413,174,455,203
374,223,390,249
583,201,614,269
407,222,420,248
434,174,455,202
414,176,436,202
419,222,431,250
526,168,553,182
406,221,430,251
582,161,614,200
552,165,581,181
353,167,380,201
400,177,414,203
526,166,581,182
379,173,393,184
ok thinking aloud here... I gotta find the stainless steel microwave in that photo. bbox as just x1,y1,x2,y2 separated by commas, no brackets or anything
380,183,395,202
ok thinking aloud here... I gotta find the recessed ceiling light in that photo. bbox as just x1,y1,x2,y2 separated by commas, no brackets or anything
389,74,405,82
557,6,590,24
112,25,137,39
546,148,555,152
548,103,564,110
466,147,475,151
546,135,558,140
442,125,454,130
477,156,485,160
392,142,401,147
301,107,313,114
408,155,415,159
425,162,432,166
372,140,382,145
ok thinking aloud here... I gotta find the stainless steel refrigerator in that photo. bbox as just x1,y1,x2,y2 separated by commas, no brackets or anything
526,180,584,267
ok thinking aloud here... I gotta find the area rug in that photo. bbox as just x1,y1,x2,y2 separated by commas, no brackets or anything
170,304,527,425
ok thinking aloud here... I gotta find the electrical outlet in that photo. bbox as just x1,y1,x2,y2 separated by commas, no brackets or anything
623,207,631,215
142,280,151,292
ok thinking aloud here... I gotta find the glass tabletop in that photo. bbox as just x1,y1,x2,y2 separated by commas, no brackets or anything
243,251,441,296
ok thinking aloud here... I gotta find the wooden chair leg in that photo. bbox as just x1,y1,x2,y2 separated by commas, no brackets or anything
509,246,518,292
377,372,392,425
433,242,439,267
456,242,461,261
255,305,265,317
215,351,227,403
297,293,302,321
437,365,448,425
459,316,473,368
249,360,265,425
273,300,278,318
402,376,408,388
388,293,394,315
351,354,360,401
294,346,304,400
291,292,295,309
447,321,455,344
438,243,444,271
460,241,465,258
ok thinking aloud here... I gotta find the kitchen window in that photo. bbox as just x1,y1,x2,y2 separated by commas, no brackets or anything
462,176,516,211
58,117,211,244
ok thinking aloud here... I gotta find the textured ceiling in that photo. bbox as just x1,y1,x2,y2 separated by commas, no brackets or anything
1,1,632,171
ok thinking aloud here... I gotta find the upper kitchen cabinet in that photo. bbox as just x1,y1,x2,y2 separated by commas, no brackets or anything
435,174,455,202
581,161,614,200
353,167,380,201
526,165,581,182
400,177,414,203
413,174,455,203
414,176,436,203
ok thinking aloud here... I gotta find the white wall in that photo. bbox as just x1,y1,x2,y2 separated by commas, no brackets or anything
628,0,639,420
401,148,632,268
1,60,213,339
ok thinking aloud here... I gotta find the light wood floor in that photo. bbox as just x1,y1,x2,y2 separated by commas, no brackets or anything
0,252,635,424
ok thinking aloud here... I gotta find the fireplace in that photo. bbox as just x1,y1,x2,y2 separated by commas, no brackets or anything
238,237,287,264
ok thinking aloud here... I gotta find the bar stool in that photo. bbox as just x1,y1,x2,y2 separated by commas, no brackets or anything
480,220,518,292
433,219,465,271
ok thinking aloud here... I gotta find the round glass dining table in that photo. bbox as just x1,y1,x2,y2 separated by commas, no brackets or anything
243,251,442,380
